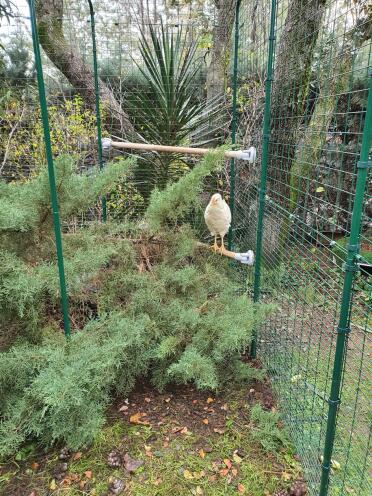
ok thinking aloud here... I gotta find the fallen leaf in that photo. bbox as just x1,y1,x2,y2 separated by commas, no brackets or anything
123,453,144,473
232,468,238,477
79,480,87,489
237,483,246,494
202,418,209,425
194,470,205,480
144,397,151,403
282,471,292,481
171,426,183,434
316,186,325,193
213,427,225,434
192,399,198,404
290,374,302,384
180,426,189,434
119,405,129,412
192,486,204,495
224,458,232,469
165,397,171,403
61,478,73,487
84,470,92,479
31,462,39,471
209,474,217,482
154,477,162,486
163,441,169,448
207,397,214,404
49,479,57,490
233,454,242,464
219,468,229,477
72,452,82,461
130,412,149,425
220,404,228,411
183,469,194,480
198,449,206,459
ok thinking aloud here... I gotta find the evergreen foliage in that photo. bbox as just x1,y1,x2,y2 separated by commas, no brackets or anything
0,150,271,457
250,405,289,453
145,149,226,230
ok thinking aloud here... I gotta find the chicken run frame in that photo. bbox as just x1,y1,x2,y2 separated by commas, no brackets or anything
4,0,371,494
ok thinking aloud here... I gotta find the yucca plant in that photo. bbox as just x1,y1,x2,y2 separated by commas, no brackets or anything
127,22,225,193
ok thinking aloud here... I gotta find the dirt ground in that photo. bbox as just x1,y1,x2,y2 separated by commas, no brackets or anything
0,364,307,496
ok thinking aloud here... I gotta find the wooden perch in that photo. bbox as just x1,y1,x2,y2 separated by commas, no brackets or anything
102,139,256,162
196,242,254,265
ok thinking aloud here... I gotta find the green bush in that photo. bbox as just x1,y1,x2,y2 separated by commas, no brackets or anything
0,150,272,457
332,236,372,265
250,405,289,453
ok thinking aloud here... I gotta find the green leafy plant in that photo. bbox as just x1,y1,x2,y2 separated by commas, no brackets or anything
0,94,98,179
250,404,290,454
127,22,224,192
0,150,273,457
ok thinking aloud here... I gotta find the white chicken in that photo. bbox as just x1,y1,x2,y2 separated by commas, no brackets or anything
204,193,231,254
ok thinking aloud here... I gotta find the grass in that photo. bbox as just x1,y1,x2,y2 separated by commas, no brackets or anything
250,239,371,495
0,385,302,496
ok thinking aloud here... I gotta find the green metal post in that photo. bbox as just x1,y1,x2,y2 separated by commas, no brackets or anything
28,0,71,338
228,0,241,250
250,0,277,358
87,0,106,222
319,69,372,496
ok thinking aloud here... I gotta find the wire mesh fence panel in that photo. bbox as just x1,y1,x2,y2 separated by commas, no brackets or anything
1,1,371,494
233,1,371,495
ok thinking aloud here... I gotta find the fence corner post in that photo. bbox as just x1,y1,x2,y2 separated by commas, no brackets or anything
319,68,372,496
251,0,277,358
28,0,71,338
228,0,241,251
87,0,106,222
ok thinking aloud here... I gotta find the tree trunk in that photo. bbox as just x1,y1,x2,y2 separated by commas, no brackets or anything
288,7,372,213
268,0,327,195
206,0,238,102
35,0,138,139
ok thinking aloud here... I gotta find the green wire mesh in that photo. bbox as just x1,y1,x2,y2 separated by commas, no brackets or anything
0,1,371,495
233,1,371,495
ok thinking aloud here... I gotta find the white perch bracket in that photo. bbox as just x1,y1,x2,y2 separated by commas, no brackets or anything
101,138,256,163
234,250,255,265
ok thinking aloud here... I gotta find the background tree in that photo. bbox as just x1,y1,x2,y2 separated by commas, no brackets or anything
34,0,138,138
268,0,328,196
206,0,238,102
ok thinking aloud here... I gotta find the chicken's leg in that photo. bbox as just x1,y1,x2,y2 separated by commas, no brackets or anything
219,235,227,255
212,234,219,253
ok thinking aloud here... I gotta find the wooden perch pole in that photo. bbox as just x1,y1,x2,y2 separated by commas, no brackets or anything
196,242,238,259
196,242,254,265
102,139,256,162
